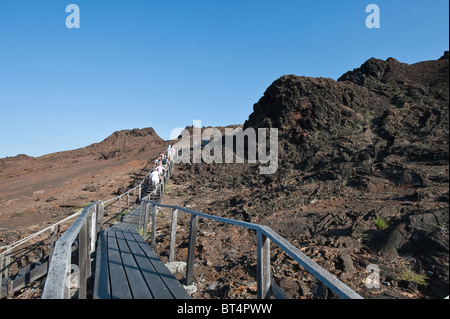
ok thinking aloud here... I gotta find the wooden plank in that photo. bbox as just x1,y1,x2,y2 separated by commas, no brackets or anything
110,221,130,231
93,230,111,299
122,230,173,299
11,260,48,293
115,230,153,299
129,230,191,299
116,222,135,232
107,230,132,299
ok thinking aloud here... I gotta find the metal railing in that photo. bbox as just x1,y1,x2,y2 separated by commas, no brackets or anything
137,198,363,299
0,211,81,298
41,202,104,299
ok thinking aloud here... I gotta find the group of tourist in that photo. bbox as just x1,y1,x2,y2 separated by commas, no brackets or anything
149,145,176,187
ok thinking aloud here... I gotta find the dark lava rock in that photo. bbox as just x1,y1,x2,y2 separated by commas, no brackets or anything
169,52,449,299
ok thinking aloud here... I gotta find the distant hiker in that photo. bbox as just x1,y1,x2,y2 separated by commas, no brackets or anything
166,145,172,159
150,169,160,186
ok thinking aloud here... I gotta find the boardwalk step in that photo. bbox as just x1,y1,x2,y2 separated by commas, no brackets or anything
93,228,191,299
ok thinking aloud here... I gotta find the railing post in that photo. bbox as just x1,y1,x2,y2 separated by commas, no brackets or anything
90,205,97,254
118,196,122,217
6,280,12,298
49,226,56,270
138,201,144,231
3,248,11,296
151,204,157,248
0,251,4,299
257,230,271,299
144,202,150,233
169,208,179,263
78,218,88,299
5,249,10,281
48,224,60,273
186,214,199,286
97,202,105,232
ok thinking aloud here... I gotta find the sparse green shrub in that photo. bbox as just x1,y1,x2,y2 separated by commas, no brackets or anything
396,268,429,286
374,218,389,230
359,232,373,242
137,228,152,240
116,209,130,220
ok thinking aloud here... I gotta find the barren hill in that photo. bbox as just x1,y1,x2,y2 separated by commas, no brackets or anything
0,127,166,240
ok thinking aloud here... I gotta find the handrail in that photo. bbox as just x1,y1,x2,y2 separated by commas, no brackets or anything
139,199,364,299
41,201,104,299
0,211,82,252
0,210,83,298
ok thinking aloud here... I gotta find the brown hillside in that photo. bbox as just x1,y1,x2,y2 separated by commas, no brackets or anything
0,127,166,239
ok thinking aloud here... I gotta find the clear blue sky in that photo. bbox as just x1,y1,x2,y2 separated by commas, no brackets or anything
0,0,448,158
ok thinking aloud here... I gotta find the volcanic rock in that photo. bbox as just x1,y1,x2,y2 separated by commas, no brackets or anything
170,52,449,299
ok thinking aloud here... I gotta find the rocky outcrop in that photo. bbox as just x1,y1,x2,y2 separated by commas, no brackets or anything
172,52,449,299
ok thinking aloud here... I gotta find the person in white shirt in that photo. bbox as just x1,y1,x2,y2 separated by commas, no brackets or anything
150,169,160,186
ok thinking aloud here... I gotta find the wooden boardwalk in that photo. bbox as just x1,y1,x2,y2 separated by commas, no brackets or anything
93,207,191,299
